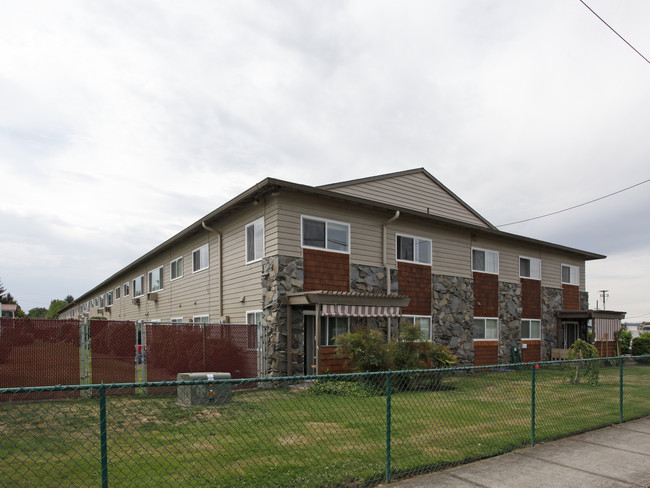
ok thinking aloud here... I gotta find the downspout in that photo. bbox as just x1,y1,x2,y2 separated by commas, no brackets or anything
383,211,400,341
202,222,223,319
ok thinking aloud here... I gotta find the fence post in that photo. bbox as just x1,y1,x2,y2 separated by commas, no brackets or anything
531,364,536,447
619,357,624,424
99,383,109,488
386,371,392,485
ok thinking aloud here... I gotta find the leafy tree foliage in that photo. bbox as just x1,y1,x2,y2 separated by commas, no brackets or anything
45,299,69,319
567,339,600,385
27,307,48,319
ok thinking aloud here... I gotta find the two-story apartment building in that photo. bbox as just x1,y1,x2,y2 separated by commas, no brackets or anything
59,168,605,376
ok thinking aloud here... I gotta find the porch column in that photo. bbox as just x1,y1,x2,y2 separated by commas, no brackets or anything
315,303,321,375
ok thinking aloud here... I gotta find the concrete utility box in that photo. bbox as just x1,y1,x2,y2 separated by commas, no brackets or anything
177,372,232,406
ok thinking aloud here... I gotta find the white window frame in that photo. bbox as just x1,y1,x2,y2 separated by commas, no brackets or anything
170,256,183,281
148,266,164,293
301,215,350,254
106,291,113,307
473,317,499,341
245,217,265,264
193,315,209,324
170,317,184,323
561,264,579,286
472,248,499,274
192,244,209,273
115,287,121,300
247,310,264,351
400,315,433,341
133,275,144,298
521,319,542,340
99,294,105,308
123,282,130,297
320,316,350,346
520,256,541,280
396,234,432,265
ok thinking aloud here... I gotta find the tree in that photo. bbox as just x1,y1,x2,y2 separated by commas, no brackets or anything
27,307,48,319
45,299,68,319
0,278,26,317
65,295,74,304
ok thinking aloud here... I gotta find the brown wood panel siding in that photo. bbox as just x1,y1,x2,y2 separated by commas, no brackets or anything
562,284,580,311
594,341,617,358
521,278,541,319
398,262,432,316
473,272,498,317
320,346,352,374
474,341,499,366
303,248,350,292
522,340,541,362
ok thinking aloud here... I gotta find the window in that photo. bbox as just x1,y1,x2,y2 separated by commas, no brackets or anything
193,244,209,272
397,234,432,265
561,264,579,285
115,287,121,300
170,256,183,281
400,315,433,341
472,248,499,274
193,315,209,324
520,257,541,280
474,318,499,340
133,275,144,297
99,294,105,308
521,319,541,340
320,317,350,345
170,317,184,323
302,216,350,253
247,311,263,350
148,266,163,292
123,282,130,296
245,217,265,263
106,291,113,307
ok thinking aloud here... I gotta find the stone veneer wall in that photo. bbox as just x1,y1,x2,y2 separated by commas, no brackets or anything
261,255,304,377
498,282,522,363
579,291,589,311
432,275,474,365
541,287,563,359
350,264,398,336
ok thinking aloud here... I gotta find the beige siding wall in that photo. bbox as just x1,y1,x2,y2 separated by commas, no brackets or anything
327,172,490,228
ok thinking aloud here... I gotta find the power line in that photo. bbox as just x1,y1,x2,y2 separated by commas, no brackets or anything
497,178,650,228
578,0,650,64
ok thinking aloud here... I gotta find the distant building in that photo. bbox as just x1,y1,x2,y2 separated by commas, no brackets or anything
59,168,605,375
1,304,17,318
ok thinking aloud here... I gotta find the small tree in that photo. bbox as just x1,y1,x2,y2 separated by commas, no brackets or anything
567,339,600,385
631,333,650,363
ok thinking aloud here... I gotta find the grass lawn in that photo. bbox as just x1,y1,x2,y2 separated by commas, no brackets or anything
1,362,648,487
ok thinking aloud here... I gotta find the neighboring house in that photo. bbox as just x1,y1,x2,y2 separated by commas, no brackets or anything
59,168,605,376
1,304,17,318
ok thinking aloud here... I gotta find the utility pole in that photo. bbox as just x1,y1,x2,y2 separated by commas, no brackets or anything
599,290,609,310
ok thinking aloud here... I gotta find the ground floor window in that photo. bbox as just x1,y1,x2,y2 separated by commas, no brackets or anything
521,319,541,340
400,315,432,341
474,317,498,340
320,316,350,346
192,315,209,324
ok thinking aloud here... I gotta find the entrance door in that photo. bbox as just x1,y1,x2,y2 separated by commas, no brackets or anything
564,322,579,349
304,314,316,375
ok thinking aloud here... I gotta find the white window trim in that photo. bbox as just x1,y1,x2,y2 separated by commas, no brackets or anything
193,314,209,324
245,217,265,264
320,316,351,346
561,264,579,286
400,314,433,341
106,291,113,306
521,319,542,340
473,317,499,341
519,256,542,280
170,317,184,323
148,266,164,293
123,282,130,296
170,256,183,281
301,215,351,254
115,287,121,300
396,234,432,266
472,248,499,275
133,275,145,298
192,244,210,273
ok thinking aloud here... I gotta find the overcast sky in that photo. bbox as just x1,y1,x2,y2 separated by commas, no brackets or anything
1,1,649,321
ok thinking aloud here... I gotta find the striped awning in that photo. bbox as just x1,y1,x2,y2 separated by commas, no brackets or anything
321,304,402,318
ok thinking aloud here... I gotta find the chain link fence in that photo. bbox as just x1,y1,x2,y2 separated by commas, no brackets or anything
1,356,648,487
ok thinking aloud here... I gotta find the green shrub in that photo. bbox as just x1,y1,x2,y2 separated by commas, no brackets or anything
567,339,600,385
307,379,378,397
336,327,389,373
615,329,632,354
631,334,650,363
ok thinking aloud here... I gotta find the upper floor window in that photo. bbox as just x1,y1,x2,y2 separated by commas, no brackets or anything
99,294,105,308
246,217,265,263
472,248,499,274
520,257,541,280
133,275,144,297
170,256,183,281
123,282,130,296
561,264,579,285
106,291,113,307
193,244,209,272
115,287,121,300
302,216,350,253
148,266,163,292
474,317,498,340
397,234,432,265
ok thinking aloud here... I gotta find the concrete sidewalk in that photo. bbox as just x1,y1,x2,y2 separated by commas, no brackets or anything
379,417,650,488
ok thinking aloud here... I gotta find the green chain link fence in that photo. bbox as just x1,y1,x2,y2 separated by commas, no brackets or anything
1,356,649,487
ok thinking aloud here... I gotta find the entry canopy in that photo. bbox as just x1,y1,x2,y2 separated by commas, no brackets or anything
283,291,410,318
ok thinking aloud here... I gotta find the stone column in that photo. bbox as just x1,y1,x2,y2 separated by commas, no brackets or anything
432,274,474,366
542,287,563,360
498,282,522,364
